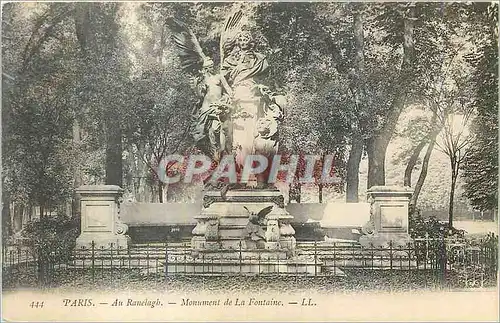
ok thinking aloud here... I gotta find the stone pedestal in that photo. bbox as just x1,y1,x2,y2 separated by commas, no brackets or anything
75,185,131,249
191,188,296,251
359,186,413,248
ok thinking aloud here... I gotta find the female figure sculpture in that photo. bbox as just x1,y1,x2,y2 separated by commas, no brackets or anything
167,12,286,186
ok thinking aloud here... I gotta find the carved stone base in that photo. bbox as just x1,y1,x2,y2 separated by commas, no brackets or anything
165,251,325,275
359,233,413,248
191,236,206,249
204,241,221,250
192,188,296,253
280,236,296,250
245,239,265,250
265,242,280,250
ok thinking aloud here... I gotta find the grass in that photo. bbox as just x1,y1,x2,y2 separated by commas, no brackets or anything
3,266,497,293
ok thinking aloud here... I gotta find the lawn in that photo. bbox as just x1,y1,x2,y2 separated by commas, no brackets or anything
3,266,497,294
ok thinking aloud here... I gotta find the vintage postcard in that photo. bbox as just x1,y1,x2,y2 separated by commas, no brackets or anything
2,1,498,322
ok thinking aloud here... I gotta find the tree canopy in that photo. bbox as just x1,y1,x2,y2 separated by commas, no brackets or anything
1,2,497,230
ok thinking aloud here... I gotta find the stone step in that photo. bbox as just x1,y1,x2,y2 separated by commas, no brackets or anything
73,250,418,266
70,256,328,276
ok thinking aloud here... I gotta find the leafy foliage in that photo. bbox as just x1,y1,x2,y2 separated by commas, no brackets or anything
1,3,497,235
462,3,499,211
409,208,465,238
21,215,80,259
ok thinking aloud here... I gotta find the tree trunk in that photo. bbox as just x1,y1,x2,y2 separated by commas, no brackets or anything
105,123,123,187
346,136,363,202
404,113,440,187
156,22,166,63
72,119,82,216
318,183,323,203
74,3,93,54
448,162,459,229
28,203,33,222
74,3,123,188
125,145,136,199
158,182,164,203
366,4,415,188
135,143,147,201
404,140,427,187
410,139,436,209
366,136,389,188
346,4,366,202
13,203,23,232
165,182,173,202
288,182,302,203
2,192,12,239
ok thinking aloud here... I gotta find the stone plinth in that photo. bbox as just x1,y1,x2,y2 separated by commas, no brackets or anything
191,189,296,251
359,186,413,248
76,185,131,249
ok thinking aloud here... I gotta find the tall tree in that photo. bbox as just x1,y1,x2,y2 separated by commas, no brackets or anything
436,109,474,228
462,3,499,212
345,3,366,202
2,3,76,220
365,3,416,188
74,3,126,187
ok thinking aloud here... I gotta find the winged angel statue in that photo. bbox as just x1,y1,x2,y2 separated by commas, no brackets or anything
166,12,286,184
243,205,274,248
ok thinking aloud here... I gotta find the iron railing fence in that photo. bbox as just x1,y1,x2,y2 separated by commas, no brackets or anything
2,236,497,289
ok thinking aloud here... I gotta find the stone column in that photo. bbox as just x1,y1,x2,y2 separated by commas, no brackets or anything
359,186,413,248
75,185,130,249
279,217,296,250
264,214,280,250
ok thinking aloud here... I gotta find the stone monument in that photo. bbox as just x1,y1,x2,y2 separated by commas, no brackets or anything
75,185,130,249
359,186,414,248
191,189,296,251
166,11,308,273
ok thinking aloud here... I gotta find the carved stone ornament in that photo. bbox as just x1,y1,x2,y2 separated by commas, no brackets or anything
203,195,217,208
205,217,220,241
271,195,285,208
115,221,128,235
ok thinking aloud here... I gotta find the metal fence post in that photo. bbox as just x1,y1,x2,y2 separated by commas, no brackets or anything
91,241,95,285
146,242,150,276
17,247,21,276
100,246,105,279
239,240,242,275
333,242,336,276
36,247,42,287
119,245,123,281
314,240,317,277
183,242,187,274
110,243,114,279
440,236,448,284
164,240,168,280
258,252,261,276
277,253,280,276
425,232,429,260
25,249,29,272
389,241,393,271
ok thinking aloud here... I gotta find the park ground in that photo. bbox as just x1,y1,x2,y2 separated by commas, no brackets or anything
453,220,498,234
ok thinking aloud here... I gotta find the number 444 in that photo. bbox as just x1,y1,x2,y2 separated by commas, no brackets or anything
30,301,44,308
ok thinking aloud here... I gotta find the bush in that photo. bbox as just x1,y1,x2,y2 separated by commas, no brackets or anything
21,214,80,261
409,208,465,239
